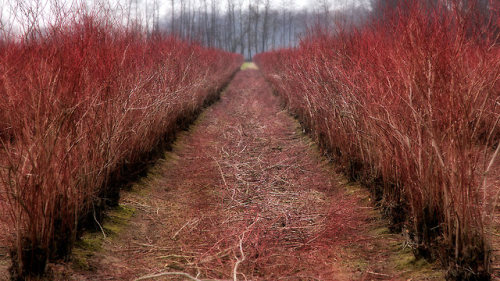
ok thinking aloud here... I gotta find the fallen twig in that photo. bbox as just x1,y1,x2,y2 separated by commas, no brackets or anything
134,271,202,281
232,233,246,281
213,157,228,187
173,218,200,239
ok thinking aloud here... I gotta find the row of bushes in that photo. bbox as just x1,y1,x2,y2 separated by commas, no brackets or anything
255,1,499,279
0,13,243,279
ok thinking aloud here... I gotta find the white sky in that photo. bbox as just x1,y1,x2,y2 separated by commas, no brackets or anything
157,0,370,19
0,0,370,35
194,0,368,11
268,0,365,10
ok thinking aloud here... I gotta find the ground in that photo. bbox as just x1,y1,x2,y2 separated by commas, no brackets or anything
0,198,11,280
0,65,444,280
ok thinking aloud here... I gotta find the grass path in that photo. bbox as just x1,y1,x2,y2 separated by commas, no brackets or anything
50,66,442,280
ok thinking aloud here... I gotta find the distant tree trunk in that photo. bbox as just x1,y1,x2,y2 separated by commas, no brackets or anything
154,0,373,56
252,1,261,56
127,0,133,27
287,9,293,46
246,2,253,58
202,0,208,45
238,0,246,56
261,0,270,53
280,2,286,46
171,0,175,34
153,0,160,32
271,12,278,49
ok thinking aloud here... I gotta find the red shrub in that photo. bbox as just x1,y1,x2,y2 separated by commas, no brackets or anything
0,13,242,278
255,0,499,279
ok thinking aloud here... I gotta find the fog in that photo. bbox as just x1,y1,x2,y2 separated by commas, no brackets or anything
0,0,373,58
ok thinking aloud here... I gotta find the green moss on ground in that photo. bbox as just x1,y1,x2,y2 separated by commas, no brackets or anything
371,226,391,236
71,204,136,271
390,242,443,280
241,62,258,70
72,233,102,271
103,205,135,235
0,254,9,278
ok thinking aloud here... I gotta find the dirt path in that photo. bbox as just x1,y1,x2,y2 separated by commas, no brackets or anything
54,67,441,281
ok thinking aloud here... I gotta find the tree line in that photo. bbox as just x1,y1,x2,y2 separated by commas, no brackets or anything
159,0,495,59
157,0,371,59
1,0,495,59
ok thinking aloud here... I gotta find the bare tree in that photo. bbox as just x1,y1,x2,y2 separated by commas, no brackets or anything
155,0,370,58
261,0,271,52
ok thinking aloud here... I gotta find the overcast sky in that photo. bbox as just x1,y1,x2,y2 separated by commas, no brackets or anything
186,0,369,11
155,0,371,20
263,0,368,10
0,0,371,35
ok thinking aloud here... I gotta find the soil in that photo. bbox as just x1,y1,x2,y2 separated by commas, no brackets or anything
0,201,11,280
488,157,500,280
2,66,444,280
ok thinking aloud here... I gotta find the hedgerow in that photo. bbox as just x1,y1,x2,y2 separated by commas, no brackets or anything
0,12,242,279
255,1,499,279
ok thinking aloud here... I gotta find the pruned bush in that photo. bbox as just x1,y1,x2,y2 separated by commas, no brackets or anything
0,11,242,279
255,0,499,279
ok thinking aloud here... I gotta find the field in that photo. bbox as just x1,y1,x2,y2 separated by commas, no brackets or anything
0,0,499,280
19,65,444,281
